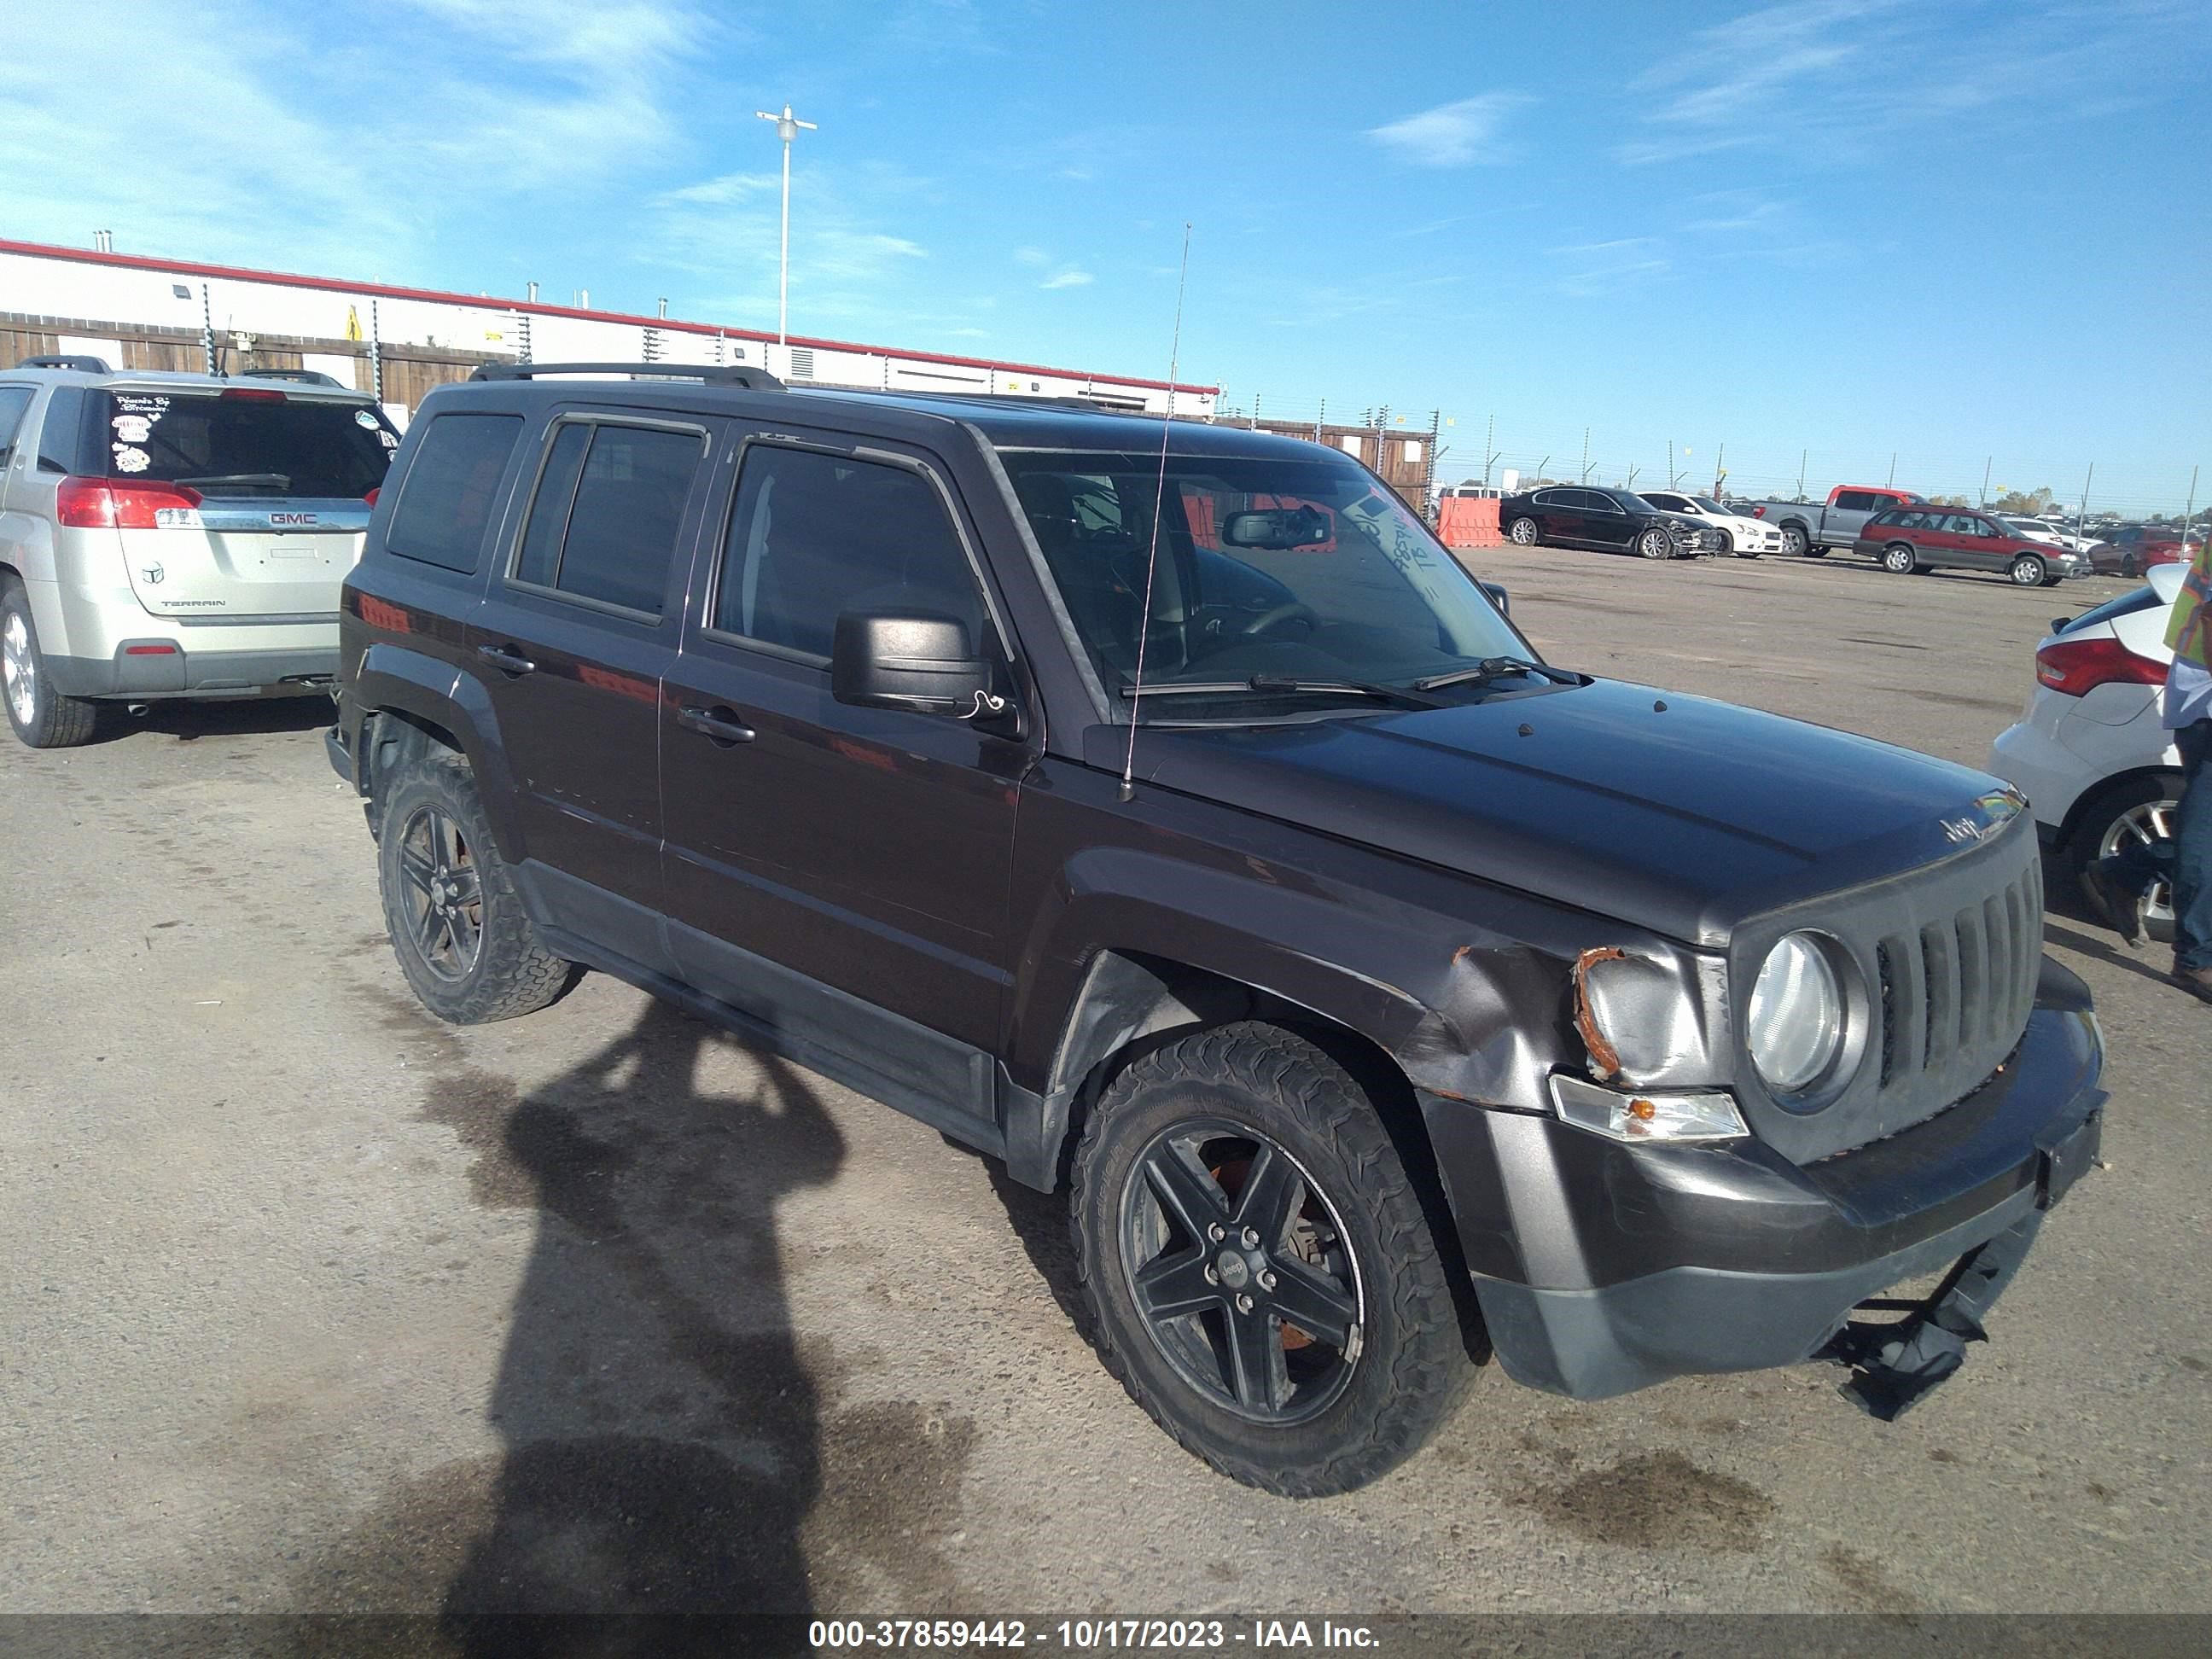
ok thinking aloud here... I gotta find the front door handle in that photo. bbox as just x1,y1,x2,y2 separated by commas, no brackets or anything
678,705,756,747
476,643,537,675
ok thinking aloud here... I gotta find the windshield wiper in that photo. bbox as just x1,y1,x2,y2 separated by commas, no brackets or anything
1412,656,1582,691
174,472,292,492
1121,674,1445,710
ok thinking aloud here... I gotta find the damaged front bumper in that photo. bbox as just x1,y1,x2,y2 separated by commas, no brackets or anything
1422,958,2104,1406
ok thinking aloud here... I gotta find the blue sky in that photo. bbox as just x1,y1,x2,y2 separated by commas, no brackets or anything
3,0,2208,509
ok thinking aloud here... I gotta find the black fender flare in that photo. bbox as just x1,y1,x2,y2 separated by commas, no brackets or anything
350,643,527,859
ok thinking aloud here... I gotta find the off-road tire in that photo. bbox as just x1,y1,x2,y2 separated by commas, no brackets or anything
1,580,100,749
1070,1022,1473,1497
375,754,570,1023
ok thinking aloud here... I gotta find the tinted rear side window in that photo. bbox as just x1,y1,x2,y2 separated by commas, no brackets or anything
97,392,394,496
387,412,523,573
514,422,703,616
36,387,88,472
0,386,32,454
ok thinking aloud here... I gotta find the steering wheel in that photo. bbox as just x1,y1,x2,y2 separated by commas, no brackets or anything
1237,602,1319,638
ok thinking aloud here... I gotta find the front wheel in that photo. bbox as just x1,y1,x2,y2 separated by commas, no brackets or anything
1070,1023,1472,1497
1636,527,1672,559
375,755,572,1023
1881,543,1918,574
2008,553,2049,587
1507,516,1539,546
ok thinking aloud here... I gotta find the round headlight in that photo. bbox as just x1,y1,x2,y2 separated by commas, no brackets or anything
1747,932,1844,1093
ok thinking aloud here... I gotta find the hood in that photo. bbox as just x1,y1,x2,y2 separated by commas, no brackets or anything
1103,678,2012,946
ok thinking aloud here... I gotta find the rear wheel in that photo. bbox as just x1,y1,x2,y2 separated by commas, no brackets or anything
1881,542,1918,574
2068,774,2182,946
2008,553,2049,587
2121,554,2140,579
1071,1022,1471,1497
1507,516,1539,546
375,755,571,1023
1,581,99,749
1780,524,1811,556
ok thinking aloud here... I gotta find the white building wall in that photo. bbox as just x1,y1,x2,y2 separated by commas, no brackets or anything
0,245,1215,416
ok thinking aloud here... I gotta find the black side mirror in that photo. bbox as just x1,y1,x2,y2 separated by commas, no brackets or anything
831,612,1009,723
1480,581,1511,615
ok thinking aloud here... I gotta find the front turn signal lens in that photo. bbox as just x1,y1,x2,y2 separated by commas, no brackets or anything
1550,1074,1748,1144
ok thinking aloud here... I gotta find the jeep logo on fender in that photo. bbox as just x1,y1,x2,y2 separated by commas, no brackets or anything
271,512,318,527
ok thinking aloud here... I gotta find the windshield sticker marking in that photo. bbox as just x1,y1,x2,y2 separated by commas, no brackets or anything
111,414,153,443
354,409,380,429
112,444,150,474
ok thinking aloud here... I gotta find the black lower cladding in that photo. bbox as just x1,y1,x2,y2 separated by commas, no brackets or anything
48,643,339,698
1423,958,2104,1400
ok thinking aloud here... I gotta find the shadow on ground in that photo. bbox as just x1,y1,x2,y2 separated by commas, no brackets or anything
296,998,979,1652
90,692,335,746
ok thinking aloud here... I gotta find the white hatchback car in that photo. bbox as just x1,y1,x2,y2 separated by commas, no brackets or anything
1988,563,2186,939
1639,490,1781,557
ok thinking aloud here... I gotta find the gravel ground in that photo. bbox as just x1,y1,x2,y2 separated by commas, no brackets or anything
2,542,2206,1624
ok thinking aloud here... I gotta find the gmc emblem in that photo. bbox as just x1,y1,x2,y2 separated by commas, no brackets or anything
271,512,318,527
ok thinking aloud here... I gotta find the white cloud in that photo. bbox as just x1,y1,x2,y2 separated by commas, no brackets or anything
1039,269,1094,289
1366,94,1533,167
1014,246,1051,266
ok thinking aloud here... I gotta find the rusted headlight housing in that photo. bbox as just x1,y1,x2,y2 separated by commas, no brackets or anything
1550,1075,1748,1144
1747,931,1845,1094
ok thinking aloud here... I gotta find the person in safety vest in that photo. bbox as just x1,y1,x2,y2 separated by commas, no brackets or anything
2082,533,2212,1002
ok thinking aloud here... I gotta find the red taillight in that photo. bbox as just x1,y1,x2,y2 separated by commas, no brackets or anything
2034,636,2167,696
363,486,380,508
219,387,285,401
1751,504,1767,517
54,478,205,530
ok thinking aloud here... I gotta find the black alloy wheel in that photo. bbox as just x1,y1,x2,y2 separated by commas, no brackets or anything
1119,1120,1364,1426
1070,1022,1471,1496
395,803,486,984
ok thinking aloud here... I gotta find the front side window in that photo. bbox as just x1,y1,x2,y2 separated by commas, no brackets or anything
1004,449,1523,713
714,445,983,659
511,421,702,616
387,412,521,573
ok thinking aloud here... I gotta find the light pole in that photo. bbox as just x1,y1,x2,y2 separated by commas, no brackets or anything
754,102,817,346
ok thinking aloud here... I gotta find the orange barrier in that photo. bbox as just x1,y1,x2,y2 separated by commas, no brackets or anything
1438,495,1502,549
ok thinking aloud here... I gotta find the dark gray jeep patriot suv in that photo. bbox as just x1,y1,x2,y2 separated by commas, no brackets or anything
329,363,2105,1496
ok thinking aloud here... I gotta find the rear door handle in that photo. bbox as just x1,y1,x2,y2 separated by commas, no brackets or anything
476,643,537,675
678,705,755,747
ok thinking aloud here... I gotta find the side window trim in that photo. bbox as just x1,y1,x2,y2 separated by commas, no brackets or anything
501,410,710,624
696,431,1010,667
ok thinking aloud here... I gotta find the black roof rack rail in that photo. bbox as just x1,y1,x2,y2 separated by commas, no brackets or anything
469,361,785,392
19,354,111,373
242,367,346,387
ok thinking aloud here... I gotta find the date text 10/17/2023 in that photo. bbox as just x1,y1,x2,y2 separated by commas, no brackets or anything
807,1620,1383,1650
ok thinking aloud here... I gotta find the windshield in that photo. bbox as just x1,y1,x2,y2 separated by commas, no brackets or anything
1004,449,1527,715
98,391,397,498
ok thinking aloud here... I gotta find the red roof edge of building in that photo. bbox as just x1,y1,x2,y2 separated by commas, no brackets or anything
0,237,1220,398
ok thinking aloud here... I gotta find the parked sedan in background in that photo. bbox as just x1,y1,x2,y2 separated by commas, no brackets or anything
2089,523,2200,579
1997,515,2094,556
1854,505,2091,585
1499,486,1714,558
1640,490,1781,557
1989,563,2187,941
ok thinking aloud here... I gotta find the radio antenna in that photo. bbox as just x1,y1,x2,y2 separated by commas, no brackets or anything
1121,221,1192,803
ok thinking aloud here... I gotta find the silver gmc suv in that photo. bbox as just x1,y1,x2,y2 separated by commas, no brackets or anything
0,358,399,747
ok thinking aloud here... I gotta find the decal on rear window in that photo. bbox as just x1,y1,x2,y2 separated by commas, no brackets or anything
113,445,149,473
112,414,153,443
